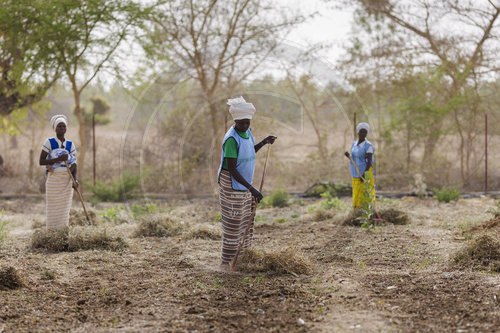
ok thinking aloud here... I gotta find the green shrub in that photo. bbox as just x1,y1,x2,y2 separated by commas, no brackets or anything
87,172,141,202
261,188,290,208
130,203,158,217
305,182,352,197
434,186,460,203
318,192,345,210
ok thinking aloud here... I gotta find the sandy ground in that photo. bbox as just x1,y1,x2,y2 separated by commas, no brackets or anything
0,195,499,332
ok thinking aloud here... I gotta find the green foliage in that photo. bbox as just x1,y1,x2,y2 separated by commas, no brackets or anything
101,207,120,223
0,1,61,116
305,182,352,198
318,192,345,210
87,172,141,202
434,186,461,203
260,189,290,208
129,203,158,218
0,209,9,246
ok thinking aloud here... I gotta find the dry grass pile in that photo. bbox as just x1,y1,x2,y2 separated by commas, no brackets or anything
342,208,409,226
67,226,127,251
468,217,500,234
342,209,364,226
135,214,184,238
0,266,24,290
31,226,127,252
31,217,45,230
69,208,100,226
184,225,221,240
31,227,70,252
311,209,334,222
378,208,410,225
453,234,500,272
238,248,312,275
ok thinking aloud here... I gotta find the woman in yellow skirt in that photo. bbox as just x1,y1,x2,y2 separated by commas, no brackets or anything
345,123,375,208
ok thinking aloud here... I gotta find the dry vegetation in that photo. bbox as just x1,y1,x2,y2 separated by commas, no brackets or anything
0,196,499,331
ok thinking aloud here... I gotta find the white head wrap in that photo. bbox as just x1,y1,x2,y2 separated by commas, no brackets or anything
357,122,370,134
50,114,68,131
227,96,256,120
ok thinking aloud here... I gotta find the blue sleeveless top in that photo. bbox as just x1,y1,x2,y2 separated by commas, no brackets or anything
217,127,256,190
350,139,374,178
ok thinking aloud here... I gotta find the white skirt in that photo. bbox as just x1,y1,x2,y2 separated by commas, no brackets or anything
45,171,73,228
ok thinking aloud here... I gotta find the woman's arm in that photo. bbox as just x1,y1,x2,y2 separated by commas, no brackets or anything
39,150,68,166
226,157,263,202
365,153,373,172
254,135,277,152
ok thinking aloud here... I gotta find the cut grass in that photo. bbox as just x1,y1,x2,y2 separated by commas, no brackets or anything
0,266,24,290
238,248,313,275
184,225,221,240
69,209,101,226
342,208,409,226
31,226,127,252
453,234,500,272
135,214,184,238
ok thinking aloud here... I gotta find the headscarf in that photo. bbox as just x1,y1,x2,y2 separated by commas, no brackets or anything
227,96,256,120
50,114,68,131
357,122,370,134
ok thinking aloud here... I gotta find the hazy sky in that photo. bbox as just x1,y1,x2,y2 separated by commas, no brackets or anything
282,0,353,63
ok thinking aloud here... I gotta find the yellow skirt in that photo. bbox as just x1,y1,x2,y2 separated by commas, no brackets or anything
352,167,375,208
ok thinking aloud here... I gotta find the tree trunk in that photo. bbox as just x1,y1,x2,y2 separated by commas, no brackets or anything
72,87,87,175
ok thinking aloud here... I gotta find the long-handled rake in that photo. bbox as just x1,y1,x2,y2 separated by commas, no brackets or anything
230,144,271,270
64,160,91,224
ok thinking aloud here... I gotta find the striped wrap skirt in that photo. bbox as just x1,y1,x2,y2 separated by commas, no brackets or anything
45,171,73,228
218,169,254,264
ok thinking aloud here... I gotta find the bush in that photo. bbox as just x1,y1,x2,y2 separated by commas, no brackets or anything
135,214,183,237
87,172,141,202
130,203,158,217
260,188,290,208
434,186,461,203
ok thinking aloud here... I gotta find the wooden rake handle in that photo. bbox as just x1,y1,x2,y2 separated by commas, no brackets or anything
230,144,271,270
64,160,91,224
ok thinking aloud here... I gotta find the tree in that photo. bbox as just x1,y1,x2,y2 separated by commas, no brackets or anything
48,0,144,172
0,1,61,115
341,0,500,180
143,0,304,139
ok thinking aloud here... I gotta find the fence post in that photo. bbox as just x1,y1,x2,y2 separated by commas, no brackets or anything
485,113,488,194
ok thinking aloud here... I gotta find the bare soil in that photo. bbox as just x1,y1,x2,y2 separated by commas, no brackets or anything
0,196,499,332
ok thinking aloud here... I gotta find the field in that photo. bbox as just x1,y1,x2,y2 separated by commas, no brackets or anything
1,194,499,332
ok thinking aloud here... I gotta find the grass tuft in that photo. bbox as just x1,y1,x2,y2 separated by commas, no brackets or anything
238,248,313,275
0,266,24,290
135,214,184,238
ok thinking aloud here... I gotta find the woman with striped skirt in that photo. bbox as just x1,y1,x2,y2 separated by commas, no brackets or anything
39,115,78,228
217,97,276,268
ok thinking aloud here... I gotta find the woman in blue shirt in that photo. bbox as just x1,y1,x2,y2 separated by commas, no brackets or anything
345,122,375,208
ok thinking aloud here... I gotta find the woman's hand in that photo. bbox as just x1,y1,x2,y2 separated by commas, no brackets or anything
58,153,69,162
264,135,277,145
344,151,350,158
72,180,79,190
249,186,263,203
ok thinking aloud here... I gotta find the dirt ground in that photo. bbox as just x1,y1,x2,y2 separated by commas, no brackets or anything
0,195,499,332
